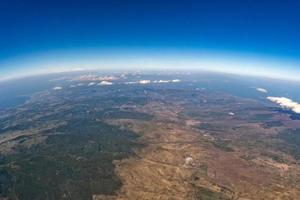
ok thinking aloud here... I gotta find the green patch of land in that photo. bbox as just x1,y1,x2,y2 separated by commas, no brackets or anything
0,119,141,200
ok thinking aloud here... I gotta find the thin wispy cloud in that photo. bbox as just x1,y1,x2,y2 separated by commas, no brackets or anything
53,86,63,90
256,88,268,93
75,75,118,82
153,79,181,83
88,82,96,86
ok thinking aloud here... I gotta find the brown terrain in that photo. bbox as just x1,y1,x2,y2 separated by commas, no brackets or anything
93,90,300,200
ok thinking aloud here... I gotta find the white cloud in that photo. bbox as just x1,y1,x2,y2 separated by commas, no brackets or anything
88,82,96,86
184,157,194,165
256,87,268,93
153,79,181,84
75,75,118,82
158,80,170,83
139,80,151,84
267,97,300,114
53,86,62,90
98,81,113,85
124,81,138,85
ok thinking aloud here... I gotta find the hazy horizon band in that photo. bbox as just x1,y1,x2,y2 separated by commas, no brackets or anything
1,49,300,82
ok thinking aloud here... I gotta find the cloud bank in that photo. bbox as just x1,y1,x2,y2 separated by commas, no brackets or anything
267,97,300,114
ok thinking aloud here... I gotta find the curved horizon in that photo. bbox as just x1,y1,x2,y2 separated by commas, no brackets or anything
1,48,300,82
1,0,300,81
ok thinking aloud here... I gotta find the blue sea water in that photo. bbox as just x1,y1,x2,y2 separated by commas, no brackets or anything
0,74,65,109
187,73,300,101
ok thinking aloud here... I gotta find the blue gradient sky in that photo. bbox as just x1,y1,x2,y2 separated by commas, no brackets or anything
1,0,300,80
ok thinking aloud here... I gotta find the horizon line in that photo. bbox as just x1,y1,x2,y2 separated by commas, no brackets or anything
1,67,300,84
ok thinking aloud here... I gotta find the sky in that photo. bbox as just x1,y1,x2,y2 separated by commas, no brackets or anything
0,0,300,80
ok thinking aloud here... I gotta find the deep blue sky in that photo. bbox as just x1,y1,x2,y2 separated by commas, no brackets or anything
1,0,300,79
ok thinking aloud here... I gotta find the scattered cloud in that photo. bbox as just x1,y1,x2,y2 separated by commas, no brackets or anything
139,80,151,84
75,75,118,82
53,86,62,90
158,80,170,83
88,82,96,86
98,81,113,85
124,81,138,85
152,79,181,84
228,112,235,116
267,97,300,114
184,157,194,166
256,87,268,93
